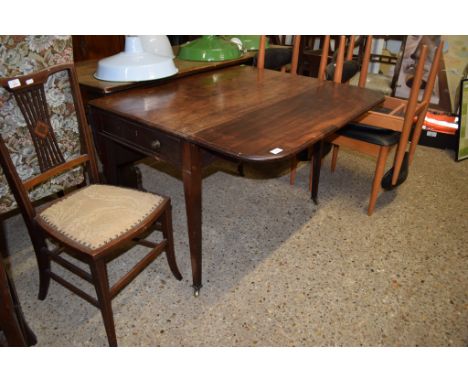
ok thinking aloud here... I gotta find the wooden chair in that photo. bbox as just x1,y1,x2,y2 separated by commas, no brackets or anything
298,36,350,78
348,35,407,96
0,63,182,346
0,36,86,287
261,35,301,74
327,39,443,215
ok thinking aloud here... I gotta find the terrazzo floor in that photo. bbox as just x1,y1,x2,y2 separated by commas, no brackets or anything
2,145,467,346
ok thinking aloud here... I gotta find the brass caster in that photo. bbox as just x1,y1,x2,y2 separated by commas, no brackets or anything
193,285,201,297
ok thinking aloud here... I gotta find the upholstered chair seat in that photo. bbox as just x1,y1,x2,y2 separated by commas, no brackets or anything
337,123,401,146
37,185,165,255
349,72,393,95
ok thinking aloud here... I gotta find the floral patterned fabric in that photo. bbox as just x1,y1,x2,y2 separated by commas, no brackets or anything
0,35,84,214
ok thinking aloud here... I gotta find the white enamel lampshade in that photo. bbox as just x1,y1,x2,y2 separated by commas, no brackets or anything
95,36,178,82
139,35,175,58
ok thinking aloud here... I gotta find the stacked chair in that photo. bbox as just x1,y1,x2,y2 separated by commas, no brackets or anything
327,37,443,215
291,35,442,215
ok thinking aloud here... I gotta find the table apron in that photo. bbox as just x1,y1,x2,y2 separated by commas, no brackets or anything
92,110,182,168
91,109,219,171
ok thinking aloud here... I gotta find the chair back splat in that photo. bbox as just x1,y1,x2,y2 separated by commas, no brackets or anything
0,63,182,346
0,65,99,218
256,35,301,74
407,41,443,165
358,36,373,88
317,36,331,81
391,45,428,185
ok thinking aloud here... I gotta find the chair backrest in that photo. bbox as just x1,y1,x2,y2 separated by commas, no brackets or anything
257,35,301,75
318,35,373,85
345,38,429,185
266,35,285,45
395,40,443,178
0,64,99,223
0,36,84,215
354,38,443,184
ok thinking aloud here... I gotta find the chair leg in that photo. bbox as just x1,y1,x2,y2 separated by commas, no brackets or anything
161,206,182,281
90,260,117,347
289,156,298,185
368,146,390,216
17,218,51,300
32,234,51,301
0,219,9,262
331,144,339,172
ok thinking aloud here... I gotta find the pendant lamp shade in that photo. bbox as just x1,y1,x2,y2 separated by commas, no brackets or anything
95,36,178,82
139,35,175,58
178,36,243,62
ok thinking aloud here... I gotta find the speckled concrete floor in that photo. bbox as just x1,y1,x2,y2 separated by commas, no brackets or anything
3,145,467,346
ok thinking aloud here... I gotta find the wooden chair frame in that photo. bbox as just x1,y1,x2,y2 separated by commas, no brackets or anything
328,39,443,215
257,35,301,74
0,64,182,346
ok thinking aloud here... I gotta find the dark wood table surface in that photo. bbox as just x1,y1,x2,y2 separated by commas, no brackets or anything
88,65,384,294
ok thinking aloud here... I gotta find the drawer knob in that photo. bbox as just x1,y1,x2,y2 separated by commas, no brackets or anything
150,139,161,152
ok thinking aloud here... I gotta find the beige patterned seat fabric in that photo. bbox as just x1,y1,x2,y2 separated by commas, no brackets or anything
349,72,393,95
37,185,164,253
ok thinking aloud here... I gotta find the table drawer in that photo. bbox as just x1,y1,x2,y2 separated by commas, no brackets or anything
98,113,181,166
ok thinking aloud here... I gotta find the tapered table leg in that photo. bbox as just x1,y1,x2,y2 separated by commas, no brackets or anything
96,135,144,189
311,140,324,205
182,142,203,296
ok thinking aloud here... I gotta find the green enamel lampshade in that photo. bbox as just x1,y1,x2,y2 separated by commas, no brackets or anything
178,36,243,62
226,35,270,51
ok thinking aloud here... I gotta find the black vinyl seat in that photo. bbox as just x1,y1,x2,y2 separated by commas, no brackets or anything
326,60,360,83
253,47,293,70
338,123,401,146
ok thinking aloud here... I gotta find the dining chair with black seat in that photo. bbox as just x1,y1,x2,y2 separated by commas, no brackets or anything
262,35,301,73
256,35,301,74
327,39,443,215
0,63,182,346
